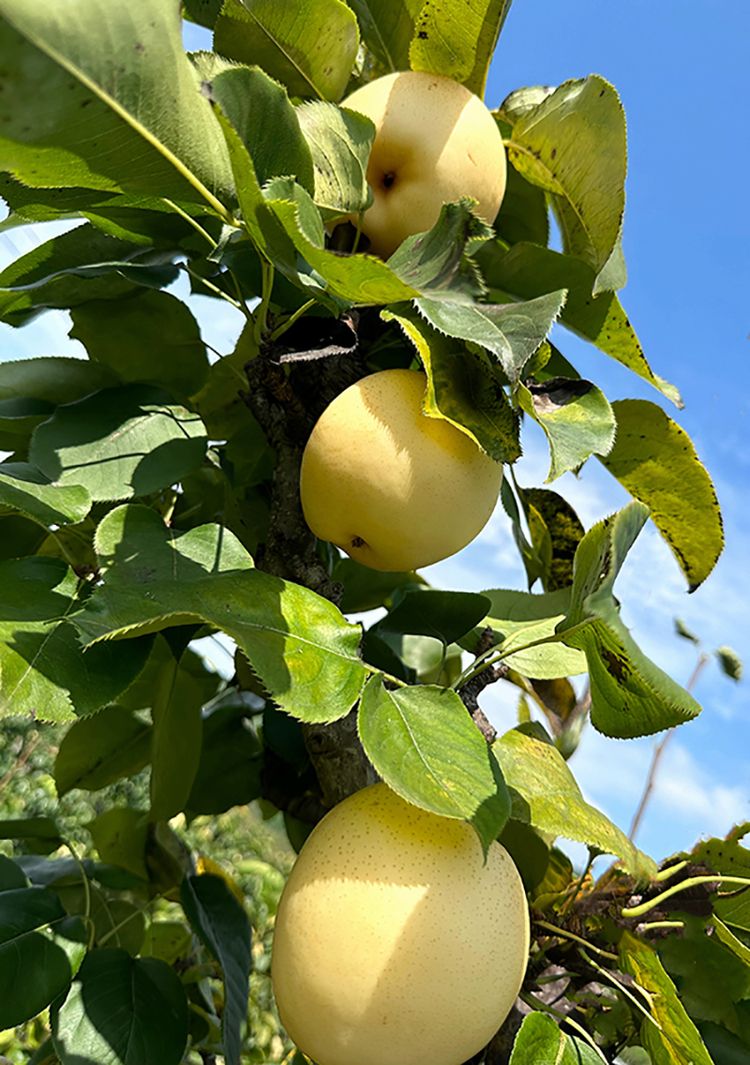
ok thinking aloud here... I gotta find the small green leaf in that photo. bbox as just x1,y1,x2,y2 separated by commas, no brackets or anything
69,290,210,399
0,855,27,891
150,647,205,822
374,588,491,645
471,587,586,680
494,728,655,879
54,705,151,797
0,818,63,854
345,0,415,76
560,503,702,737
510,1012,600,1065
691,837,750,933
76,505,367,724
410,0,513,97
297,99,374,216
30,385,208,502
0,556,151,722
519,377,615,480
715,646,742,682
495,159,549,247
387,199,494,298
358,675,510,853
0,225,167,327
0,886,75,1029
516,485,586,591
334,557,422,614
384,308,520,462
51,949,189,1065
0,463,91,527
479,240,680,405
501,75,626,292
674,617,700,645
187,704,263,816
0,356,119,450
214,0,359,101
0,0,234,205
88,809,149,881
197,61,315,194
620,932,715,1065
599,399,723,590
181,874,252,1065
416,289,565,384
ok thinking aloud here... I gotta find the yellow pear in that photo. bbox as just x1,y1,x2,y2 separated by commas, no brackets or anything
272,783,529,1065
341,70,507,257
299,369,502,572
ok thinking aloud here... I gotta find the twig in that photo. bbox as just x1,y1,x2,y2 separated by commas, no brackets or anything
628,652,710,841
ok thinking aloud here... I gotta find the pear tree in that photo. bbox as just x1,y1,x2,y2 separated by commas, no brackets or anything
0,2,745,1064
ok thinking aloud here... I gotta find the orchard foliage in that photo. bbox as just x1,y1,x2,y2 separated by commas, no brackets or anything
0,1,744,1063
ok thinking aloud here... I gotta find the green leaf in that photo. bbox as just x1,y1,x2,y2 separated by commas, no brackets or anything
384,308,521,462
76,505,367,723
675,617,700,645
0,817,63,854
620,932,715,1065
471,587,587,680
516,485,586,592
214,0,359,101
410,0,513,97
501,75,626,292
150,646,205,821
374,589,491,645
560,503,702,738
181,874,252,1065
196,60,315,194
187,704,263,815
479,241,681,405
510,1012,601,1065
29,385,208,502
69,291,210,400
519,378,616,481
358,675,510,853
690,836,750,933
345,0,418,76
495,158,549,247
0,556,151,722
0,0,233,207
599,399,723,590
54,705,151,797
334,557,422,613
0,463,91,527
0,855,27,891
715,646,743,682
416,289,566,384
0,886,77,1029
500,478,550,589
87,809,149,881
494,728,655,879
0,225,172,327
141,921,192,965
712,917,750,966
297,99,374,216
384,199,493,300
51,949,189,1065
0,356,119,451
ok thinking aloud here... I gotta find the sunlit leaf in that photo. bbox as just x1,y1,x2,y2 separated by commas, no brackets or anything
410,0,514,96
519,377,616,481
358,675,510,852
0,463,91,528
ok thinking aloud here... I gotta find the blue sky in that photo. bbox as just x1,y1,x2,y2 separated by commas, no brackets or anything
1,2,747,866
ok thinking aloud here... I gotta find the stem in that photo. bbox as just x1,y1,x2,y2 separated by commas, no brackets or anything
181,264,244,310
654,860,689,883
578,948,661,1030
534,919,618,961
269,298,318,343
637,920,685,932
63,839,94,950
363,662,407,689
97,904,149,948
628,653,710,841
351,213,364,255
162,199,220,250
560,849,596,916
621,875,750,919
254,259,275,344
